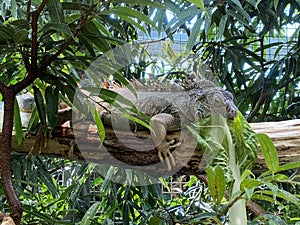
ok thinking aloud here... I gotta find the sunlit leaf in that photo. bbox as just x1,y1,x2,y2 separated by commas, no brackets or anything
240,178,262,190
185,0,206,11
78,202,101,225
206,166,226,206
256,133,279,174
87,101,105,143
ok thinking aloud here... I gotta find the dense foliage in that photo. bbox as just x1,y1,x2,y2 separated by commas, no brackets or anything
0,0,299,224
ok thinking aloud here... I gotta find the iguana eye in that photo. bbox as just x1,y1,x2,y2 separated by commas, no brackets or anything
196,108,204,119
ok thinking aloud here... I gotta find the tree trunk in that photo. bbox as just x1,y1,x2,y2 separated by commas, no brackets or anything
10,119,300,175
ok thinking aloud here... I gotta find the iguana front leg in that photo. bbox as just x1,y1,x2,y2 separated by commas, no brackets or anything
150,113,180,171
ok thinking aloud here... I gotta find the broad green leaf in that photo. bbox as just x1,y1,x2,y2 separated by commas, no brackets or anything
0,26,14,40
251,194,282,206
45,86,59,129
82,35,111,53
46,0,65,23
78,202,101,225
215,166,226,206
185,0,206,11
40,22,72,38
206,167,217,201
229,112,258,173
262,174,289,183
14,98,23,145
149,217,162,225
207,166,226,206
13,29,29,43
257,189,300,206
33,86,47,129
256,133,279,174
240,178,262,190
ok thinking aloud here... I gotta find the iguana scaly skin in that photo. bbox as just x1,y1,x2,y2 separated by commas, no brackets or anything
101,79,238,170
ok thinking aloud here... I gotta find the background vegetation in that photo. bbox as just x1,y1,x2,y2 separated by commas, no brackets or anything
0,0,299,224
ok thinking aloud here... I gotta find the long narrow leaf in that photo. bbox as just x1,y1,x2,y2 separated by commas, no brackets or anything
45,86,59,129
14,98,23,145
33,87,47,129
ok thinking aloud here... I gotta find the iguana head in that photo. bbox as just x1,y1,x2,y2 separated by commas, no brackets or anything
190,83,238,121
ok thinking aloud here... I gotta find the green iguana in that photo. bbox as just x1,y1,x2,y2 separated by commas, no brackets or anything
99,78,238,170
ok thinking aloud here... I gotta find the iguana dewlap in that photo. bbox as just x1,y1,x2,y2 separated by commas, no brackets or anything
101,79,238,170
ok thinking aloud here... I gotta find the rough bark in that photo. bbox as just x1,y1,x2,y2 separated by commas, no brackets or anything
10,119,300,175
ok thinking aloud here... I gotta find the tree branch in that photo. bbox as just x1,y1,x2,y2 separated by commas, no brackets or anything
13,0,47,94
0,90,22,224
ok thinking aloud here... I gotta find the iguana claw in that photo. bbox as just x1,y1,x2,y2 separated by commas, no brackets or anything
157,139,181,171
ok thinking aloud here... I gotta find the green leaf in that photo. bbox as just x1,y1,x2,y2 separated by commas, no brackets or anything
87,102,105,143
33,87,47,129
23,205,70,224
0,26,14,40
229,112,258,173
185,15,202,54
217,14,228,40
206,167,217,200
227,10,250,27
215,166,226,205
255,0,263,8
100,6,157,30
13,29,29,43
185,0,206,11
36,158,57,197
78,202,101,225
149,217,162,225
46,0,65,23
240,178,262,190
14,98,23,145
41,22,72,38
45,86,59,129
256,133,279,174
11,0,17,19
206,166,226,206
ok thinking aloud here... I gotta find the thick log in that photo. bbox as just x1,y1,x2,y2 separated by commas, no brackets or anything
10,119,300,175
